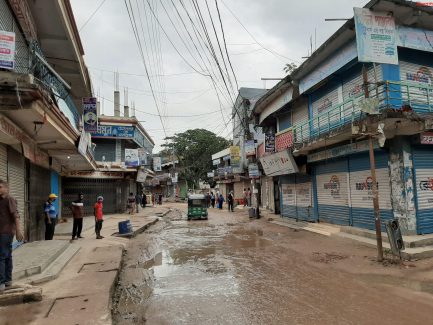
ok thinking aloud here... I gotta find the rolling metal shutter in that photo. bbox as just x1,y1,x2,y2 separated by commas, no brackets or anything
280,175,296,219
311,87,341,135
295,174,313,222
315,159,350,225
0,0,30,73
292,100,309,142
0,144,7,180
342,65,383,101
7,147,25,233
399,61,433,113
28,163,50,241
349,151,392,230
412,147,433,234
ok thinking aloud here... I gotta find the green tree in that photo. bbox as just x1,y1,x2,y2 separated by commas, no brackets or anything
283,62,297,75
162,129,230,188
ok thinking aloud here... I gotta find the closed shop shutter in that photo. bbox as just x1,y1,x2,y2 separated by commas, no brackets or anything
292,100,309,142
315,159,350,225
28,163,50,241
311,87,341,134
0,144,7,180
280,175,296,218
234,181,245,203
341,65,383,123
412,147,433,234
7,147,25,233
399,61,433,112
349,151,392,230
295,174,313,221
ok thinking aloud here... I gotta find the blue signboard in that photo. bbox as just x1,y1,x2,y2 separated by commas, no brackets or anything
91,125,135,138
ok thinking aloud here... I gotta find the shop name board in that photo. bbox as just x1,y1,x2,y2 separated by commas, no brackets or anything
0,31,15,70
354,8,398,65
66,171,124,179
265,133,275,152
260,150,298,177
307,140,377,163
248,163,260,178
0,116,49,168
92,125,134,138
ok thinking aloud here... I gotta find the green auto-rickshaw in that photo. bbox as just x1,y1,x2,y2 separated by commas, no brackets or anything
187,194,208,220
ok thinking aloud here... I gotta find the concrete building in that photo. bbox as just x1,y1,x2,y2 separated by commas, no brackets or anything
0,0,94,241
254,0,433,235
212,88,267,204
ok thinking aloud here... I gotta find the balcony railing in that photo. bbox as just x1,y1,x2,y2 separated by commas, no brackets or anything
293,81,433,144
29,42,80,130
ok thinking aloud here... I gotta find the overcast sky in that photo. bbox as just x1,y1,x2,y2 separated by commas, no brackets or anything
70,0,369,151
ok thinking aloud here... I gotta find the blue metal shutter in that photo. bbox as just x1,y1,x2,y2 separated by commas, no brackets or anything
280,175,296,219
412,147,433,234
314,158,350,225
295,174,313,221
349,151,392,230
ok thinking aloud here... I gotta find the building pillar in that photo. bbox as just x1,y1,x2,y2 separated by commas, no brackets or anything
389,137,416,234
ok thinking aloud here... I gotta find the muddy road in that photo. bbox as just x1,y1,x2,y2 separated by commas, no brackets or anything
112,204,433,324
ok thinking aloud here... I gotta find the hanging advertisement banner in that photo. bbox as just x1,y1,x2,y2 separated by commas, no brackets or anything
153,157,162,171
0,31,15,70
230,146,241,173
244,140,256,156
265,133,275,152
260,150,299,176
136,169,148,182
125,149,139,167
354,8,398,65
82,97,98,132
248,163,260,178
78,131,91,156
138,148,147,165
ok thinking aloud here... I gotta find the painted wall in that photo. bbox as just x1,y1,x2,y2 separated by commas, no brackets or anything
389,137,417,234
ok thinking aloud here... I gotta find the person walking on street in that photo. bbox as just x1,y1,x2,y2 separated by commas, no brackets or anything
227,191,234,212
127,193,136,215
94,196,104,239
135,193,141,213
210,192,215,208
71,193,84,240
0,180,24,292
243,188,247,207
218,193,225,209
44,193,58,240
247,188,252,207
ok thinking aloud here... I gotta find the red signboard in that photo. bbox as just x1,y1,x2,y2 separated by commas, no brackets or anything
421,132,433,144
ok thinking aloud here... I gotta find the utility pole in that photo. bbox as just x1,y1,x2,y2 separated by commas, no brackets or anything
363,65,383,262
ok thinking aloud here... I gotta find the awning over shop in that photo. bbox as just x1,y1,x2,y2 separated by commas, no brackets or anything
259,150,299,177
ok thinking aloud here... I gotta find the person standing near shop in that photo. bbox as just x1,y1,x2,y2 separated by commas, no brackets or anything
127,193,136,215
247,188,252,207
243,188,247,207
94,196,104,239
44,193,58,240
0,180,24,292
135,193,141,214
227,191,234,212
210,192,215,208
70,193,84,240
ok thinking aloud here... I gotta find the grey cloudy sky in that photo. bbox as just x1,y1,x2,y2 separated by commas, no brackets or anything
70,0,369,151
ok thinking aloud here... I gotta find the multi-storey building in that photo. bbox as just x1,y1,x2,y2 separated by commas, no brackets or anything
255,0,433,235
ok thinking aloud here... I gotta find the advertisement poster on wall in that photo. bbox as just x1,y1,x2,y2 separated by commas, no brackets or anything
138,148,147,165
265,133,275,152
244,140,256,156
153,156,162,171
136,169,148,182
354,8,398,65
0,31,15,70
82,97,98,132
125,149,139,167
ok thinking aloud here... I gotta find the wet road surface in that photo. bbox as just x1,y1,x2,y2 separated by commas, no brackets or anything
113,205,433,324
